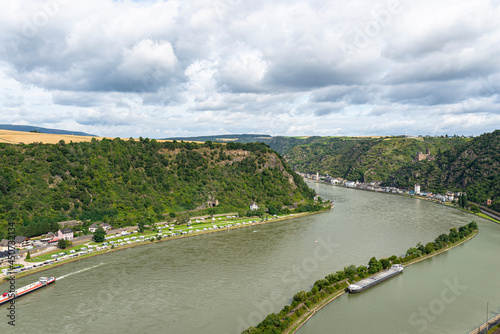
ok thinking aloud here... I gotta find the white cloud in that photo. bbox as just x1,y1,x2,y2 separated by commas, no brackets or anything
118,39,178,79
0,0,499,138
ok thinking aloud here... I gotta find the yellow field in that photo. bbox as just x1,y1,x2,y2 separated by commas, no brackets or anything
0,129,175,145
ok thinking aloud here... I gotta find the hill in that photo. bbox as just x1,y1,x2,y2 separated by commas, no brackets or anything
281,136,471,182
0,139,320,239
385,130,500,211
165,134,274,144
0,124,96,136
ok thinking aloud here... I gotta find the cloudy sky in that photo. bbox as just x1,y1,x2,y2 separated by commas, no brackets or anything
1,0,499,138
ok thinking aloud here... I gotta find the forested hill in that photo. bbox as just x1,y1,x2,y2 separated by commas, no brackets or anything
281,136,470,182
0,139,318,239
385,130,500,211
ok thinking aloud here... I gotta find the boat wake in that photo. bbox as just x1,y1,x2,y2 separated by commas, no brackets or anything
57,262,107,281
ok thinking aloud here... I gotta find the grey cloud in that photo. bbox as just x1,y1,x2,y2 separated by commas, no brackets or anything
0,0,499,137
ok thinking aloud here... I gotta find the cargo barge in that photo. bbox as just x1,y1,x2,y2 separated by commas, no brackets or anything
347,264,403,293
0,277,56,305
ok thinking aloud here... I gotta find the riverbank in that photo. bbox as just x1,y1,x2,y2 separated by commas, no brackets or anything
2,210,327,284
261,227,479,334
311,180,500,225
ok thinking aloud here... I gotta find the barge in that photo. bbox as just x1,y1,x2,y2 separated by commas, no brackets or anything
0,277,56,305
347,264,403,293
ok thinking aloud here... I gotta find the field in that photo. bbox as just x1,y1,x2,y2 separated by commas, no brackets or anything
0,129,177,145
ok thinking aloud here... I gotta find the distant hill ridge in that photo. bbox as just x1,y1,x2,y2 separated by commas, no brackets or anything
165,134,273,144
0,124,96,137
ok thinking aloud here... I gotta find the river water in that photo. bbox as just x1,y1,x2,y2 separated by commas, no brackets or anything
1,183,498,334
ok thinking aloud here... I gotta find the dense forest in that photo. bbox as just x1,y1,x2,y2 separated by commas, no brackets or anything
280,136,470,182
385,130,500,211
0,138,319,239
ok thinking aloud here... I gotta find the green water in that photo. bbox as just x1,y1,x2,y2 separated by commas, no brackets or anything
1,183,497,333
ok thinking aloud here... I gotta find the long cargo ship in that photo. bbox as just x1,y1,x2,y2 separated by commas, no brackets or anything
347,264,403,293
0,277,56,305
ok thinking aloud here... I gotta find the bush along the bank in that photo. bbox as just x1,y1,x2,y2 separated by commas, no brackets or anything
401,221,477,263
241,222,478,334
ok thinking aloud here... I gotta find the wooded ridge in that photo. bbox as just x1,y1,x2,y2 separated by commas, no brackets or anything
0,139,319,239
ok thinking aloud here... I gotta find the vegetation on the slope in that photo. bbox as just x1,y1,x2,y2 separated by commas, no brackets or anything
282,136,470,182
242,222,478,334
0,138,320,239
165,134,274,144
386,130,500,211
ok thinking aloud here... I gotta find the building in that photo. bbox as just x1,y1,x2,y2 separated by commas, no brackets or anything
58,220,83,228
415,149,435,162
89,223,112,233
89,223,99,233
249,203,259,211
415,184,421,194
57,228,74,241
14,236,31,248
100,223,112,231
0,239,9,252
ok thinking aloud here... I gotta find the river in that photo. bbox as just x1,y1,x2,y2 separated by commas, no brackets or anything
1,182,498,333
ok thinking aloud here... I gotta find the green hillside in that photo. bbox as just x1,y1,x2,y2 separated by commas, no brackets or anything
385,131,500,211
165,134,274,144
282,136,470,182
0,138,319,239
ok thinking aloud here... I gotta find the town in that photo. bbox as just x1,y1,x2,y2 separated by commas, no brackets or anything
300,172,468,204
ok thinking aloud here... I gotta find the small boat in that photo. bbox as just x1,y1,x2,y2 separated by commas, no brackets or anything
0,277,56,305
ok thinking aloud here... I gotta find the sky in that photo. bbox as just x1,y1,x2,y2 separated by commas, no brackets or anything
0,0,499,138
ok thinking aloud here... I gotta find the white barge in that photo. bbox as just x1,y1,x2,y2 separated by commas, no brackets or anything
347,264,403,293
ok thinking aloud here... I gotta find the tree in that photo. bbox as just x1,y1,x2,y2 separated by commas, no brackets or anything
293,291,307,303
449,227,459,240
425,242,435,254
468,221,478,230
26,250,31,259
416,242,425,254
314,279,330,290
470,204,480,213
357,265,367,274
406,247,422,258
368,257,383,274
344,264,357,278
138,218,145,233
380,258,390,269
268,205,279,216
93,226,106,242
458,193,469,209
58,239,72,249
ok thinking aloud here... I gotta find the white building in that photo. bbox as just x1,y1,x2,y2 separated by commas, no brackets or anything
415,184,421,194
250,203,259,211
